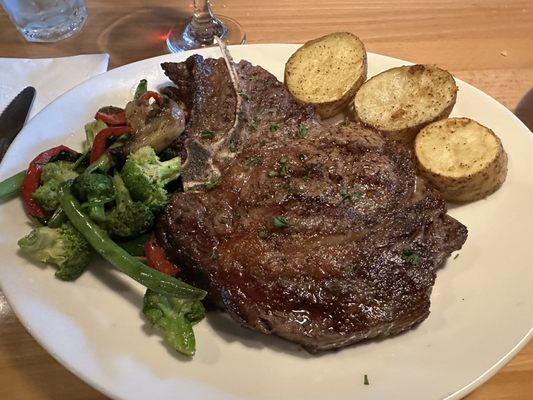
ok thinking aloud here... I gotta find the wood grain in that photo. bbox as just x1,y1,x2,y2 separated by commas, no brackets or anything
0,1,531,399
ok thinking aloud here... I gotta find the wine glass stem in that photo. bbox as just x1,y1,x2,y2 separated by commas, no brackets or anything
188,0,223,44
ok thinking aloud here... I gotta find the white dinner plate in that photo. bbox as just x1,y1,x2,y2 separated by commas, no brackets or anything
0,44,531,400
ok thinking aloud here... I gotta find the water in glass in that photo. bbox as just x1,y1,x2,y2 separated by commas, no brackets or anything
0,0,87,42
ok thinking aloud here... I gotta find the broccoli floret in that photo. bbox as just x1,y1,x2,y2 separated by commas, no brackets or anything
105,174,154,238
72,173,115,222
32,161,79,212
143,289,205,356
17,222,93,281
121,146,181,211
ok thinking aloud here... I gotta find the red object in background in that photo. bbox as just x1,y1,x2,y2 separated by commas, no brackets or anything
21,145,79,219
89,126,132,163
144,234,180,276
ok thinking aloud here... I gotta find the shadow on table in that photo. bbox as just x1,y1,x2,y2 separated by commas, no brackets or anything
515,88,533,132
96,7,190,67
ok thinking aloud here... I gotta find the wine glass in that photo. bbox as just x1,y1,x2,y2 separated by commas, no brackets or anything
166,0,245,52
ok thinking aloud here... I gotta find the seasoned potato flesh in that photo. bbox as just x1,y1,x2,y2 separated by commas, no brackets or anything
285,32,367,118
354,65,457,141
415,118,507,202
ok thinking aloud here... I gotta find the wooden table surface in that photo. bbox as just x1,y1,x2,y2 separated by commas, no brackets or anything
0,1,531,399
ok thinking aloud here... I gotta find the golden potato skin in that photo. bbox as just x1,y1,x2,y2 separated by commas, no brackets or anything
284,32,367,118
354,64,458,144
414,118,508,202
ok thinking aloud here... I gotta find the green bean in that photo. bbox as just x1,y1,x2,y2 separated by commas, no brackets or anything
134,79,148,100
84,153,112,174
117,233,150,257
72,151,89,171
60,189,206,300
0,170,26,201
47,206,67,228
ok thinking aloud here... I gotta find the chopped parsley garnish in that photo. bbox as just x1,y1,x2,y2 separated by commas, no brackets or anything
258,231,271,239
287,185,297,195
200,130,215,139
279,159,290,178
250,117,259,131
205,175,220,191
267,159,290,178
364,374,369,385
454,253,459,260
240,92,250,100
234,209,247,219
344,263,358,273
297,124,308,139
402,249,420,265
340,188,364,203
340,190,352,203
273,216,288,228
245,156,262,171
270,123,279,132
342,116,351,126
303,174,311,182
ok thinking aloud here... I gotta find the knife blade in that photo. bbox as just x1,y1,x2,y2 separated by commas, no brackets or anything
0,86,36,162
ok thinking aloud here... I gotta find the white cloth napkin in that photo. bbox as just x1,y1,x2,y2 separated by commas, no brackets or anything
0,54,109,119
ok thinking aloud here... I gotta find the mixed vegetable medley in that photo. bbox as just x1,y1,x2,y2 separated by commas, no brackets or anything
0,80,206,357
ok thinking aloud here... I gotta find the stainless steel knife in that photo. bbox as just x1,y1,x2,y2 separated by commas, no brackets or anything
0,86,36,162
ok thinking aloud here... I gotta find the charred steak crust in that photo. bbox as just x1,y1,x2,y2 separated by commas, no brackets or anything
158,56,468,351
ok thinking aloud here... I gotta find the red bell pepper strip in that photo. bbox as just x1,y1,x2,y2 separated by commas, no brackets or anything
21,145,78,219
89,126,132,163
95,110,127,126
139,91,164,107
144,234,180,276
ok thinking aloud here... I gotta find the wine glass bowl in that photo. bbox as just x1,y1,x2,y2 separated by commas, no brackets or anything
166,0,245,52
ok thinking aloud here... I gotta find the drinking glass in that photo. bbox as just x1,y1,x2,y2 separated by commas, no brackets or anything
167,0,245,52
0,0,87,43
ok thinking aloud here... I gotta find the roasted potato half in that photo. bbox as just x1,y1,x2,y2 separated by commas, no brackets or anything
354,64,457,143
284,32,367,118
415,118,508,202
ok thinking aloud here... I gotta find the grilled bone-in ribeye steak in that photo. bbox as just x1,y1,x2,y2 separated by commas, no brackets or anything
157,55,467,351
